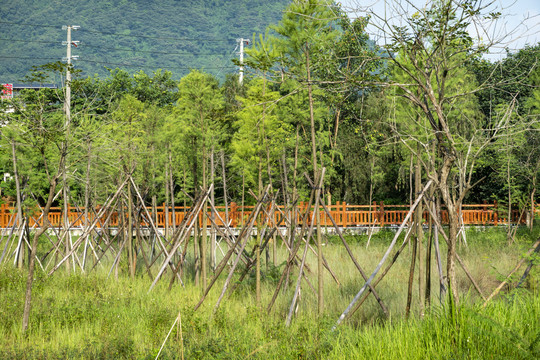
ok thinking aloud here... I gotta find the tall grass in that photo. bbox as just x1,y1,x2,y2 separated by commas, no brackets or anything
0,227,538,359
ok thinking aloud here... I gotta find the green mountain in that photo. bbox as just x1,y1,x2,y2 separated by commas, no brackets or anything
0,0,291,83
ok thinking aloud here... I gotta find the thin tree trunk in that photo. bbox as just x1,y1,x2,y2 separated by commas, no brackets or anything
164,167,170,240
447,205,459,302
256,243,261,306
11,140,24,269
62,151,71,273
507,139,512,243
82,141,91,271
210,147,216,271
192,138,200,286
415,144,424,317
425,195,434,308
22,176,59,332
531,182,536,231
169,152,176,232
305,46,323,316
405,220,417,318
220,150,229,226
439,155,459,304
127,180,134,278
256,119,263,304
280,151,290,265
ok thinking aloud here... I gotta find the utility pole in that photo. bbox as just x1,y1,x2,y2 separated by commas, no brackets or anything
61,25,79,272
237,38,249,85
62,25,79,125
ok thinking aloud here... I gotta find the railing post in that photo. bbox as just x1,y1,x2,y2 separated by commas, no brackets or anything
230,202,237,228
493,200,498,226
340,201,346,228
69,203,74,227
0,203,5,228
482,200,487,225
380,201,385,227
369,201,378,225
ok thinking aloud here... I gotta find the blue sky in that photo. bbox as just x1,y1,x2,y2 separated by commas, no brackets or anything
339,0,539,59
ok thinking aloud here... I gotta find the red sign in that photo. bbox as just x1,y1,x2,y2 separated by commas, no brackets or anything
1,83,13,99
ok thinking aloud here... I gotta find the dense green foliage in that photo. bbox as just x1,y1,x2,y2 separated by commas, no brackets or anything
0,0,538,208
0,0,290,82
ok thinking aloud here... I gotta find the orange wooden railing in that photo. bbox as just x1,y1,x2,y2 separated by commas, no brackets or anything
0,201,538,229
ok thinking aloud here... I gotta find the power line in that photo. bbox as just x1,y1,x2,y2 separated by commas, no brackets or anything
0,55,61,61
0,37,234,57
80,58,235,71
0,55,235,70
0,37,60,45
80,28,233,42
0,20,58,29
80,43,227,56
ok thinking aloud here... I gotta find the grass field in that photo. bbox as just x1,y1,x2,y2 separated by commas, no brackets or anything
0,227,538,359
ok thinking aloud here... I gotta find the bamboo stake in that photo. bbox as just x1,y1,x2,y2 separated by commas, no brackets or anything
161,190,213,289
211,185,271,312
134,221,155,280
48,176,130,275
201,208,250,265
425,197,446,300
205,199,256,265
286,216,312,326
0,220,21,264
155,310,184,360
227,199,291,296
13,219,26,267
286,172,325,325
405,220,418,318
319,197,389,316
344,225,415,322
89,230,123,273
131,178,200,284
267,189,317,313
483,237,540,307
333,180,432,330
515,242,540,290
108,236,127,278
193,185,271,311
423,198,484,300
148,185,212,291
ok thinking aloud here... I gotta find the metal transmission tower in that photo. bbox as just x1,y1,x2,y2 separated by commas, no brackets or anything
236,38,249,85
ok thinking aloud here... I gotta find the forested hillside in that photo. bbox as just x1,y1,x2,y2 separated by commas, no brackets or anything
0,0,290,82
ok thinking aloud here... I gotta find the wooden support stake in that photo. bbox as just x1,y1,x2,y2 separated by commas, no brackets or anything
210,185,271,312
333,180,432,330
319,197,389,316
423,198,485,301
148,184,212,292
48,176,131,276
193,186,271,311
483,237,540,307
